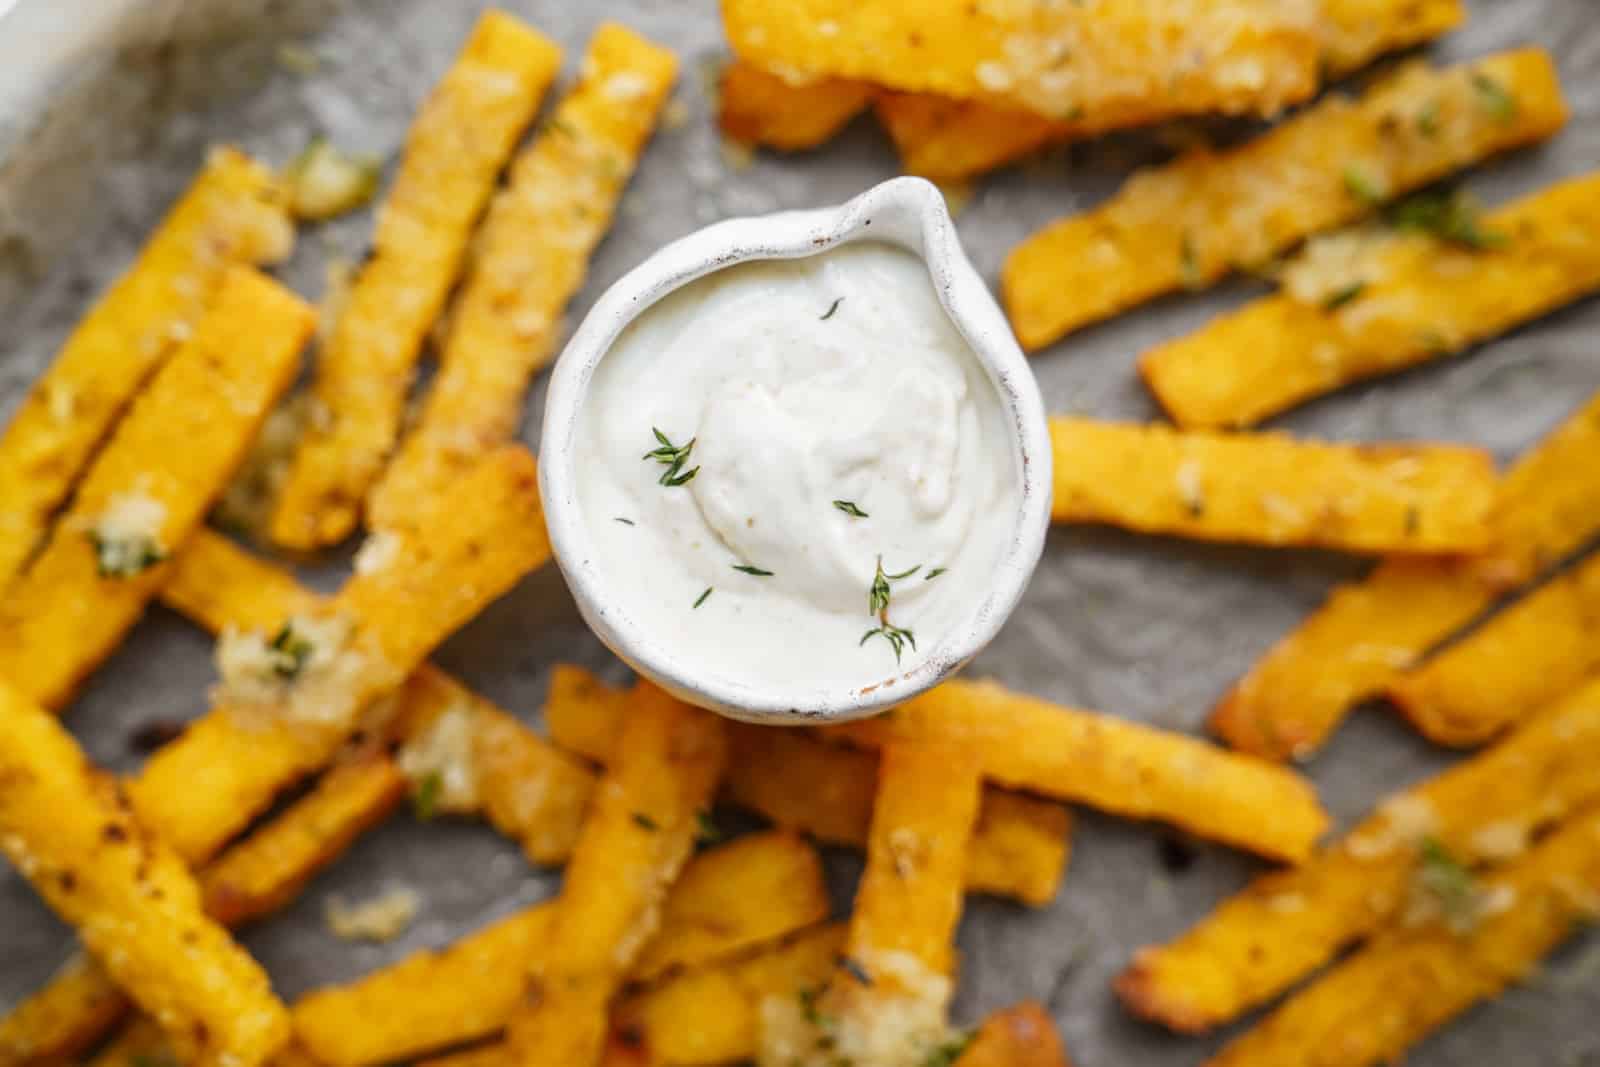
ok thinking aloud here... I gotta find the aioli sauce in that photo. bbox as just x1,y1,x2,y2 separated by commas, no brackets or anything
575,241,1020,695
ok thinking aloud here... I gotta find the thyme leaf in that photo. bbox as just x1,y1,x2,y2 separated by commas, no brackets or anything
693,587,713,609
643,428,699,487
733,564,774,576
820,297,844,320
833,500,869,518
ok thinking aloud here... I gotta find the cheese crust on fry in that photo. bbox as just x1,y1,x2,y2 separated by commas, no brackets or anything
1049,416,1496,555
719,61,873,150
1143,172,1600,429
1212,388,1600,760
505,683,727,1067
1387,551,1600,747
270,12,561,548
1120,679,1600,1032
1206,804,1600,1067
292,833,824,1066
0,682,289,1067
545,664,1073,905
133,447,550,866
369,23,676,528
0,148,292,583
0,267,312,711
877,0,1465,182
723,0,1320,123
825,678,1328,863
1003,49,1567,350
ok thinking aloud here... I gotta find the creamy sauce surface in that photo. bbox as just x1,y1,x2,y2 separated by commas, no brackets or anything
575,241,1020,695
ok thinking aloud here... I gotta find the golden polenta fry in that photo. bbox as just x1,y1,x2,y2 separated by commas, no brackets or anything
200,754,407,927
0,952,129,1066
826,678,1328,863
722,0,1320,123
505,684,727,1067
0,148,292,583
1143,172,1600,429
1119,678,1600,1032
719,61,874,150
609,924,848,1067
877,0,1465,182
291,833,825,1066
1387,551,1600,747
0,682,289,1067
270,11,561,549
369,22,676,528
544,664,1073,905
161,530,596,870
133,447,550,866
1205,803,1600,1067
1049,416,1497,555
1003,49,1567,350
957,1002,1072,1067
1211,388,1600,760
0,267,312,711
82,1016,171,1067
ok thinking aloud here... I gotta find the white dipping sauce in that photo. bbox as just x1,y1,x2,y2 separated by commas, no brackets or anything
575,241,1021,695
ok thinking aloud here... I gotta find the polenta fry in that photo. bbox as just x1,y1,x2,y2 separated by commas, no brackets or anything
132,447,549,865
957,1002,1071,1067
0,148,292,583
368,23,676,528
719,61,874,150
1119,677,1600,1032
1049,416,1497,554
0,681,289,1067
0,952,129,1066
504,683,727,1066
877,0,1466,182
292,833,825,1066
545,664,1073,904
722,0,1320,123
1386,551,1600,747
610,924,848,1067
83,1016,171,1067
1205,803,1600,1067
1212,388,1600,760
201,754,407,927
1003,49,1567,350
270,12,561,549
825,678,1329,863
0,268,311,710
1142,172,1600,429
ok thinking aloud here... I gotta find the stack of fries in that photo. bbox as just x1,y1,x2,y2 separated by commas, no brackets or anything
2,2,1598,1067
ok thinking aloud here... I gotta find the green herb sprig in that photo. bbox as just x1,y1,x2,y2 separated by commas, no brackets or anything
862,557,920,663
643,428,699,487
412,772,442,821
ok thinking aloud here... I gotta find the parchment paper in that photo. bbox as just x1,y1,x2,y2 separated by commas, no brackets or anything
3,1,1599,1063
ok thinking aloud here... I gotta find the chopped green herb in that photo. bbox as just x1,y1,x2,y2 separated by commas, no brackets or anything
1322,281,1367,311
864,556,920,663
1178,232,1202,289
924,567,947,581
923,1033,975,1067
412,772,442,821
643,428,700,487
1416,100,1441,137
268,623,315,680
90,532,166,579
1343,165,1386,206
1415,835,1483,934
798,985,829,1028
861,622,917,662
632,812,660,832
733,563,774,576
693,587,713,609
833,500,869,518
695,810,723,843
1471,72,1518,123
1388,189,1508,250
614,516,636,526
820,297,844,320
835,954,874,986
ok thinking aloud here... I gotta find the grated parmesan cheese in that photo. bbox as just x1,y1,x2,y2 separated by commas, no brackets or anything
214,612,375,727
396,705,482,813
324,887,420,943
757,949,955,1067
1469,820,1529,863
90,490,168,577
353,529,402,576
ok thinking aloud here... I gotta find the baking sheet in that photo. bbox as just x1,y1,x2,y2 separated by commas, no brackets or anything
3,0,1600,1063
